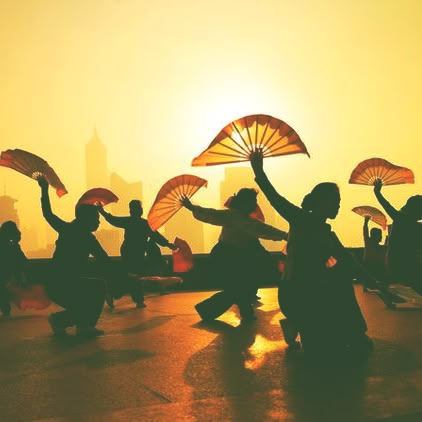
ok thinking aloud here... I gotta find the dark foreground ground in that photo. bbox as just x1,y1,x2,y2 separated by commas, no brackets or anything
1,286,422,422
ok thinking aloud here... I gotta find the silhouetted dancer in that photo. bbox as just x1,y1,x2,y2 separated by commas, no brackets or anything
181,189,287,323
362,215,387,289
250,150,378,357
0,221,27,316
374,180,422,294
98,200,176,308
38,177,108,337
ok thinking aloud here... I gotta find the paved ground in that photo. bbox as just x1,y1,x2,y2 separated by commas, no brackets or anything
1,286,422,422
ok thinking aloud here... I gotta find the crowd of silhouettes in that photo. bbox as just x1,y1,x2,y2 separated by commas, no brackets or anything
0,156,421,358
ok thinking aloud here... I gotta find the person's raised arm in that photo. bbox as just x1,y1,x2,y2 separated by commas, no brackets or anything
373,179,399,220
181,196,232,227
363,215,370,244
38,177,66,232
250,150,301,223
97,205,128,229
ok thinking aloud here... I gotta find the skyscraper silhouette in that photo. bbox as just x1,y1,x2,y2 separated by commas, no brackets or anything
0,194,20,226
85,128,108,189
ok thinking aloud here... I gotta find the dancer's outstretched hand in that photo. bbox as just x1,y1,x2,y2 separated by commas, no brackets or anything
374,179,383,194
37,176,49,190
250,149,264,175
180,195,194,210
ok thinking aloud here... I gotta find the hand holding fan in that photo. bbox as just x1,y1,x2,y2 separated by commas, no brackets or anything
148,174,208,230
352,205,387,230
192,114,309,166
349,158,414,186
0,148,67,197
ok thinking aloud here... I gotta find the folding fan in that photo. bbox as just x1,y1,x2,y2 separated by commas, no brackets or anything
352,205,387,230
0,148,67,197
223,196,265,221
192,114,309,166
172,237,193,273
76,188,119,209
349,158,414,186
147,174,208,231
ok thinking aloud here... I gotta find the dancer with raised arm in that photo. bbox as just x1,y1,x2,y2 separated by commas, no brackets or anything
362,215,387,288
98,200,176,308
373,180,422,293
181,188,287,323
38,177,108,337
250,150,378,357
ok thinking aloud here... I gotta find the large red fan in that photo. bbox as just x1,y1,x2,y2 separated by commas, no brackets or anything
349,158,414,186
0,149,67,197
192,114,309,166
76,188,119,209
7,284,51,311
172,237,194,273
352,205,387,230
148,175,208,231
223,196,265,221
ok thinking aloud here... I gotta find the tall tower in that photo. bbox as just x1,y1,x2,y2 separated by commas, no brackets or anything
85,128,108,189
0,195,20,226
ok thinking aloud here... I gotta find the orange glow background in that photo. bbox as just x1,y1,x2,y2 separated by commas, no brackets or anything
1,0,421,255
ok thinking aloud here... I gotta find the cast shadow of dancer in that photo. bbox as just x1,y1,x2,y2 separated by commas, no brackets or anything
0,221,28,316
184,308,282,421
250,150,380,359
180,189,287,323
98,200,176,309
374,180,422,294
37,177,110,337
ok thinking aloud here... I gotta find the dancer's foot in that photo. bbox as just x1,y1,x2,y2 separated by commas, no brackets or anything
76,327,104,337
280,318,299,345
48,314,67,336
136,301,147,308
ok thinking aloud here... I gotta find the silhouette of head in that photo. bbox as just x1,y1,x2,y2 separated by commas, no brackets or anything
228,188,258,215
301,182,340,219
75,204,100,232
0,221,21,243
129,200,143,218
370,227,382,244
401,195,422,220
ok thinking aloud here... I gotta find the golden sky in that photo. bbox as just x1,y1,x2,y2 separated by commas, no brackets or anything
0,0,421,252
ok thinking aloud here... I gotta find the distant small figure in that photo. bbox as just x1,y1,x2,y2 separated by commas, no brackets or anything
0,221,27,316
98,199,176,308
362,216,387,287
181,188,287,323
374,180,422,293
38,177,109,337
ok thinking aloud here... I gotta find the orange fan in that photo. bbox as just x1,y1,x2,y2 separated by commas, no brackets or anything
352,205,387,230
192,114,309,166
0,148,67,197
349,158,414,186
172,237,194,273
148,174,208,231
76,188,119,209
223,196,265,221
